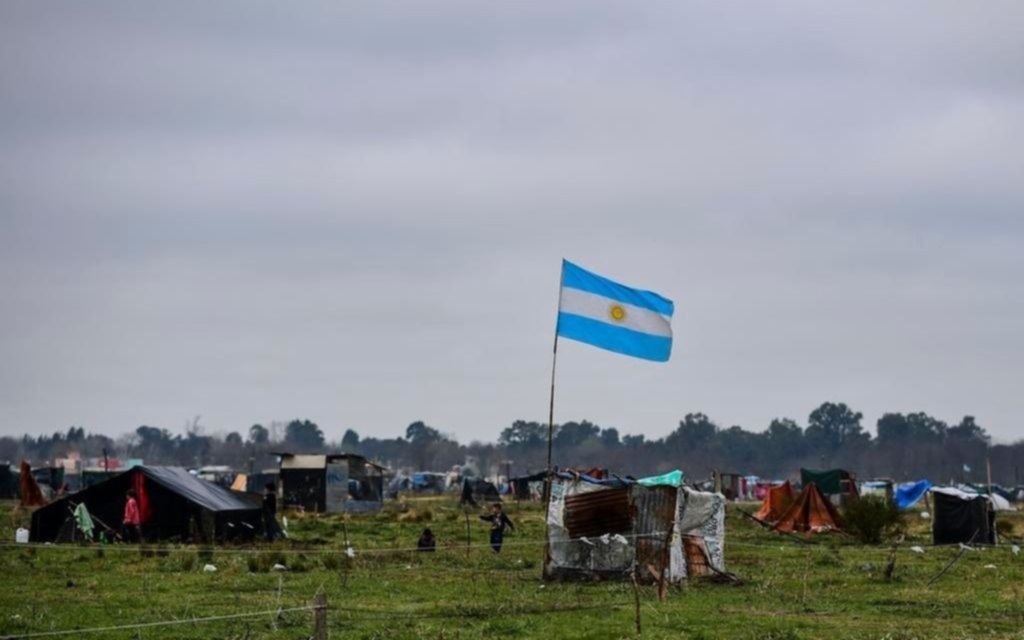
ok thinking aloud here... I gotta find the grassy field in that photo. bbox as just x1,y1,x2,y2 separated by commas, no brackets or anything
1,497,1022,640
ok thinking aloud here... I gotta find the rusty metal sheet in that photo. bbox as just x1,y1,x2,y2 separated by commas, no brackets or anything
631,485,677,583
564,486,631,539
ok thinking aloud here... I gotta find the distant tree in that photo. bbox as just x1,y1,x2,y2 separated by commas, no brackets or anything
665,413,717,450
554,421,600,448
948,416,988,443
342,429,361,450
906,412,947,442
405,421,445,469
405,421,443,444
622,434,646,448
499,420,548,448
248,424,269,445
599,428,620,447
284,419,325,451
225,432,243,447
806,402,867,451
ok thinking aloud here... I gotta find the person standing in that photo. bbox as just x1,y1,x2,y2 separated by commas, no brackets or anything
417,527,436,552
479,503,514,553
262,483,278,541
122,489,141,543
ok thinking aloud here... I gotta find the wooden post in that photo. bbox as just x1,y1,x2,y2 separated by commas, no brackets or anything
341,520,351,588
465,511,471,558
313,592,328,640
631,568,642,635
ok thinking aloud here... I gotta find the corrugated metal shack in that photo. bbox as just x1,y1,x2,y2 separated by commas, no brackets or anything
544,471,726,584
275,453,387,513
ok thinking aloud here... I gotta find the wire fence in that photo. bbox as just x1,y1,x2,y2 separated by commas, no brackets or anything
0,599,627,639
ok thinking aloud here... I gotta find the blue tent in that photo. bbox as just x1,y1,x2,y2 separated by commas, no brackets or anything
895,480,932,510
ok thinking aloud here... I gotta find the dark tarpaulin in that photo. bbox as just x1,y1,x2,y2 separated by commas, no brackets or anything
800,468,851,495
932,490,996,545
142,466,255,511
30,466,271,544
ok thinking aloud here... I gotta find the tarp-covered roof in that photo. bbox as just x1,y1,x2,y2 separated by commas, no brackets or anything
896,480,932,510
800,468,854,495
141,466,254,512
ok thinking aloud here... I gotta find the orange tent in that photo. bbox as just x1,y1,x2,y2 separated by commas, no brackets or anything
773,482,843,534
754,481,795,523
19,460,47,507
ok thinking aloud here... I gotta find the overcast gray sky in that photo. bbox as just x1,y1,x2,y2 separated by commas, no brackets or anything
2,2,1022,443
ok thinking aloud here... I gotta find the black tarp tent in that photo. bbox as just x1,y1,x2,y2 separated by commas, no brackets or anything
932,487,996,545
30,466,275,543
510,472,547,500
0,463,16,499
461,477,501,505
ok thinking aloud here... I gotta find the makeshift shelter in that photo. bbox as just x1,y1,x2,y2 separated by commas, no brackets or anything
460,477,501,505
0,463,16,499
932,487,996,545
411,472,447,494
510,472,547,501
859,480,894,502
895,480,932,510
30,466,274,543
544,471,726,583
81,469,118,488
800,468,858,505
19,461,47,507
754,481,795,523
773,482,843,534
276,453,386,513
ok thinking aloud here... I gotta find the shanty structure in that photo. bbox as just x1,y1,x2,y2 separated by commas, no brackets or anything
19,461,47,507
460,477,501,505
276,453,386,513
0,463,15,499
544,471,725,583
773,482,843,534
30,466,273,543
859,479,894,503
932,487,997,545
510,471,547,501
754,481,795,523
800,468,858,505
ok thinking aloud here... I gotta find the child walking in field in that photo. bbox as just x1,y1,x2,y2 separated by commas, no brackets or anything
479,503,514,553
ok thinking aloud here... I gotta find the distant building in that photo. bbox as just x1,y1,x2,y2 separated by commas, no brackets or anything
274,453,387,513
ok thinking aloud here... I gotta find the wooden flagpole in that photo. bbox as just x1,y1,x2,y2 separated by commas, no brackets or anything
542,262,564,580
546,262,565,481
545,335,559,479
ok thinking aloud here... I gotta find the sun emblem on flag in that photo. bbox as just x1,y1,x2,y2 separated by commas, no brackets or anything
609,303,627,322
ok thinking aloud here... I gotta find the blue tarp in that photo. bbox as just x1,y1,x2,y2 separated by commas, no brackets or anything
895,480,932,510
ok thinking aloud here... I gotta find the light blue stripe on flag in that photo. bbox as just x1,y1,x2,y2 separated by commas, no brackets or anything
556,260,674,362
562,260,674,316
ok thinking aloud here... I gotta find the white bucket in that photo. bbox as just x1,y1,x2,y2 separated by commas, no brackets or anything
15,528,29,544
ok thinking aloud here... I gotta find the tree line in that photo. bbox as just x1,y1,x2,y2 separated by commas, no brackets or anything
3,402,1021,485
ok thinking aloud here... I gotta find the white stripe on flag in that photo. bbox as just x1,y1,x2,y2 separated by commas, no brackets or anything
559,287,672,338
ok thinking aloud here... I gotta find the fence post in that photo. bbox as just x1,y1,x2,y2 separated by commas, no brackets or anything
631,567,642,635
313,592,328,640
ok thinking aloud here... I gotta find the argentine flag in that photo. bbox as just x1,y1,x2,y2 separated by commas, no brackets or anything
556,260,674,362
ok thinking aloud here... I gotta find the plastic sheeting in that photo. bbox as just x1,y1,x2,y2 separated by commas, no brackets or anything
895,480,932,510
637,470,684,488
932,487,996,544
